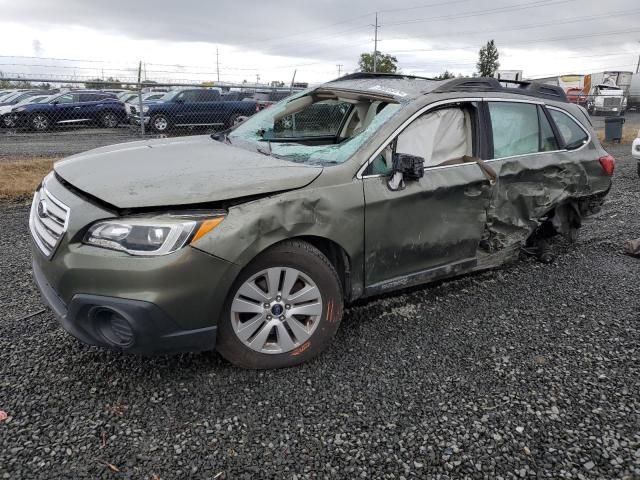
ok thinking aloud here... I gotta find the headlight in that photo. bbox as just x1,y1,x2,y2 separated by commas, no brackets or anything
13,107,26,113
83,214,224,256
142,106,150,113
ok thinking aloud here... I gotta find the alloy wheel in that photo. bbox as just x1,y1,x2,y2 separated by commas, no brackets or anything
153,116,168,131
230,267,323,354
103,113,118,128
32,114,49,131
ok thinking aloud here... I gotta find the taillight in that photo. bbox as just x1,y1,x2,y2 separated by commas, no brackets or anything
599,154,615,177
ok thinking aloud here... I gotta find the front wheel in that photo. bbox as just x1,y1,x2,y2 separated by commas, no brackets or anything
150,113,171,132
30,113,50,131
217,240,344,369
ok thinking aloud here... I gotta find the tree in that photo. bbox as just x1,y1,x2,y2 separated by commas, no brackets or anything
476,40,500,77
433,70,456,80
358,51,398,73
84,77,122,89
270,80,285,87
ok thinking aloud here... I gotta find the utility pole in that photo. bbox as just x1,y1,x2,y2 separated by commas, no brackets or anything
256,73,260,85
216,47,220,82
373,12,379,73
636,41,640,74
137,60,145,136
337,64,343,77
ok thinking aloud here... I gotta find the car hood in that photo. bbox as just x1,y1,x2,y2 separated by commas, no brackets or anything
54,135,323,209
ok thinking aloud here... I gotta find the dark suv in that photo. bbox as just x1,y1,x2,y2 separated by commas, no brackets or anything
130,88,258,132
12,91,126,131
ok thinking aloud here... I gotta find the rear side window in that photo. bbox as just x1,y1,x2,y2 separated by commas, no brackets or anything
549,109,589,150
79,94,99,102
489,102,541,158
538,106,559,152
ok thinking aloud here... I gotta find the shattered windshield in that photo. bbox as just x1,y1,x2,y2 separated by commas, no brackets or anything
227,90,402,166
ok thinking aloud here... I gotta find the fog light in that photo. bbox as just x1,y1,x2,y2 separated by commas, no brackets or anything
91,308,134,347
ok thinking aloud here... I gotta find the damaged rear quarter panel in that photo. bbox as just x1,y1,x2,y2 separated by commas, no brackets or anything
485,140,611,251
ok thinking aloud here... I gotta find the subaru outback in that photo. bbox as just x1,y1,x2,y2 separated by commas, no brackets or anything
30,74,614,369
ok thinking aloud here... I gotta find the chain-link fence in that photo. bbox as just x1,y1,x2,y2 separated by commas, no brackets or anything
0,77,304,158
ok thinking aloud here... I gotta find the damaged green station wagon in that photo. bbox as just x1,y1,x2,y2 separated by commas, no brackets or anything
30,74,614,369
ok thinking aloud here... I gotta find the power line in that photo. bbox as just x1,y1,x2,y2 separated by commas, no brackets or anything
384,0,578,27
387,27,640,54
381,6,640,43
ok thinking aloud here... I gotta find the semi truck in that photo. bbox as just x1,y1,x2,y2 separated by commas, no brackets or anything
583,71,632,116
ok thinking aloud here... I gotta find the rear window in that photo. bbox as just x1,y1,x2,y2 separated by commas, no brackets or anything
489,102,559,158
549,109,589,150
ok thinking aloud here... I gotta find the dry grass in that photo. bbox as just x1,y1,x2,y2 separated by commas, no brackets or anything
597,126,640,145
0,158,59,202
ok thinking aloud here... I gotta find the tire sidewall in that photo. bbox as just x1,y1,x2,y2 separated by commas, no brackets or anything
151,114,171,132
31,114,49,131
102,112,118,128
217,244,343,369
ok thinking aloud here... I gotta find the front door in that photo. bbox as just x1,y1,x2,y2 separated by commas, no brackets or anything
362,101,493,292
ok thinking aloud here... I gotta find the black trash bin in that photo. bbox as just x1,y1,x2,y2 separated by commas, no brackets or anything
604,116,625,142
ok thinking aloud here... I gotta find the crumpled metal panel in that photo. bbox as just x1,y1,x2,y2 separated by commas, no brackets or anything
54,135,322,208
482,145,610,252
193,165,367,297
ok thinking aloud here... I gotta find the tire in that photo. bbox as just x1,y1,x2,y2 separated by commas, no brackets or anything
150,113,171,133
1,115,14,128
226,113,247,129
217,240,344,369
101,111,119,128
30,113,50,131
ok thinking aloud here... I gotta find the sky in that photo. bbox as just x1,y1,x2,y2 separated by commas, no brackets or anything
0,0,639,86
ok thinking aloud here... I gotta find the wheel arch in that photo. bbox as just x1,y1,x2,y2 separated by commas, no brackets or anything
225,235,355,303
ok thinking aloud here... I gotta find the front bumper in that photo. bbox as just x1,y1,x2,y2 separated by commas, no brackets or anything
632,139,640,161
33,258,218,353
29,176,241,354
129,114,150,125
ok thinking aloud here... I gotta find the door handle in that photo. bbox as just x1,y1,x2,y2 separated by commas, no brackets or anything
73,107,81,109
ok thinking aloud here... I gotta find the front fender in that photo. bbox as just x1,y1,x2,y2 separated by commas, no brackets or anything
191,178,366,298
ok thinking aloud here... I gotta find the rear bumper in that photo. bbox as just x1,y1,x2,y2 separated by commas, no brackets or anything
33,258,218,354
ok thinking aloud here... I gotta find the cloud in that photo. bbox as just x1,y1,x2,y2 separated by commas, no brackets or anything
0,0,638,82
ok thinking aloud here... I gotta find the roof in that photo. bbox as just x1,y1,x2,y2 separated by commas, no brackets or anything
326,73,442,102
326,73,568,103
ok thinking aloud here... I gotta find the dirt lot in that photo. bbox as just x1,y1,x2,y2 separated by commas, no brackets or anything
0,144,639,479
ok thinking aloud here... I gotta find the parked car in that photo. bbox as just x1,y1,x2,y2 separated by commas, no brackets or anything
0,90,52,107
0,94,52,127
30,74,613,369
129,88,258,132
250,89,294,111
565,88,587,107
632,130,640,176
11,90,126,131
121,91,165,116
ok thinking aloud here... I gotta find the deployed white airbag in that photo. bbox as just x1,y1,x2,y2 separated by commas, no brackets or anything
396,108,471,167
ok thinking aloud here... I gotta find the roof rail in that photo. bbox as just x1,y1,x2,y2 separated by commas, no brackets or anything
331,72,435,82
434,77,568,102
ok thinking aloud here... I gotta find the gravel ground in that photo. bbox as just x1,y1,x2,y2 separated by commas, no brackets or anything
1,144,639,479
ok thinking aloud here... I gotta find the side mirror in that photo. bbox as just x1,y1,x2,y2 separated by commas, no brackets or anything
52,101,59,105
175,98,184,104
388,153,424,191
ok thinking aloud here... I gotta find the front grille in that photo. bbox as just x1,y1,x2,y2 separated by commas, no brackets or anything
29,185,70,259
129,106,137,114
603,97,621,107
